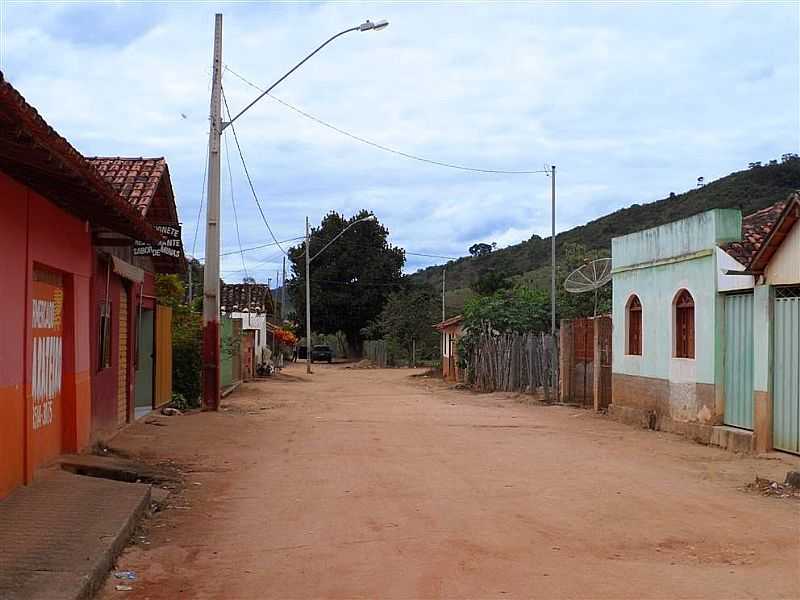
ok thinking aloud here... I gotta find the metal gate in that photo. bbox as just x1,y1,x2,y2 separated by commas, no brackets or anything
596,316,613,411
773,287,800,454
724,293,754,429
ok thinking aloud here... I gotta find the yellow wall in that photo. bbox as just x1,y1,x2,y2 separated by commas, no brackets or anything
766,220,800,285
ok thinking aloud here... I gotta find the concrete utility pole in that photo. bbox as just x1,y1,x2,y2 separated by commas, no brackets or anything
305,216,312,374
550,164,556,336
202,16,388,394
442,266,446,321
202,13,223,411
281,256,287,321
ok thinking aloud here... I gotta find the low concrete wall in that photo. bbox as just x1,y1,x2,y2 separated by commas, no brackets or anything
610,373,719,444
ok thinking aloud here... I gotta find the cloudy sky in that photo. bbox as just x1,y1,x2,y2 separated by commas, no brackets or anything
1,1,798,283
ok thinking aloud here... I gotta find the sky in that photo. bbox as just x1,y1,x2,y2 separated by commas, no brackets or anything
1,1,798,284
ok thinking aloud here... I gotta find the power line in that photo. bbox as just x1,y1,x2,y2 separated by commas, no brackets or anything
190,140,210,259
224,65,550,176
222,87,289,256
223,129,248,278
405,251,459,260
220,236,304,257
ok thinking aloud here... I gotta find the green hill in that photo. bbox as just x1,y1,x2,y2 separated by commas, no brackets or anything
410,157,800,314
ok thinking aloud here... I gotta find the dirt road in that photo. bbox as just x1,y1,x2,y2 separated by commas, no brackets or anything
100,363,800,599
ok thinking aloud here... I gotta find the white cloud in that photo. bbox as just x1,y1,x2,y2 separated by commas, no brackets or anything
2,1,798,282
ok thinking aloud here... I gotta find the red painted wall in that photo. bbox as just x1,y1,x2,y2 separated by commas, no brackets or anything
0,171,92,499
91,257,126,435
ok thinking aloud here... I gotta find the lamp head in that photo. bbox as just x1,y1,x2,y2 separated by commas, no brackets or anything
359,19,389,32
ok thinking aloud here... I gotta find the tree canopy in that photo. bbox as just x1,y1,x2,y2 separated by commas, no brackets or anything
288,210,405,350
362,283,440,365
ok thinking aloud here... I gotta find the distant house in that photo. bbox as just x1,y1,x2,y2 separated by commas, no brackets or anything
221,282,276,378
610,194,799,454
434,315,464,382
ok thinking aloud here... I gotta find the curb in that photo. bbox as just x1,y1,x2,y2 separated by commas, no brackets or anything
76,485,152,600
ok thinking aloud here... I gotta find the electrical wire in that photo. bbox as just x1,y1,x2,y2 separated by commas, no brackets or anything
222,87,289,256
190,140,209,259
405,251,459,260
224,65,550,176
223,129,248,278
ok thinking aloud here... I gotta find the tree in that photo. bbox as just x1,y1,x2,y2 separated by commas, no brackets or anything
156,274,202,406
468,242,494,257
364,283,440,365
557,242,612,320
287,210,405,352
463,286,550,334
470,268,512,296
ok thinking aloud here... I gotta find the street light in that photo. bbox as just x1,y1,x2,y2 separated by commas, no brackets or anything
202,14,389,410
305,215,376,374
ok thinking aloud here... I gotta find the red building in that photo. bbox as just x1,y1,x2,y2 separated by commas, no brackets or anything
0,73,159,499
87,158,184,433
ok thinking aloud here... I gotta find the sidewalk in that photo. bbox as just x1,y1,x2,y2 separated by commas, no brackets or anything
0,469,151,600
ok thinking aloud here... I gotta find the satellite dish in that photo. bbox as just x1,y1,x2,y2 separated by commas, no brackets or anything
564,258,612,316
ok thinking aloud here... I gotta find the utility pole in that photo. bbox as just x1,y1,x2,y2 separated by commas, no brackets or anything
202,13,223,411
305,216,312,374
442,266,446,321
281,256,287,321
550,164,556,336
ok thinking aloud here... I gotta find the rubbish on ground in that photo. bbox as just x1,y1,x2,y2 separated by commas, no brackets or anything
746,476,800,499
115,584,133,591
161,407,182,416
114,571,137,580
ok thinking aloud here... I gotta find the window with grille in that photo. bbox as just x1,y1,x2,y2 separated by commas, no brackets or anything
627,295,642,355
674,289,695,359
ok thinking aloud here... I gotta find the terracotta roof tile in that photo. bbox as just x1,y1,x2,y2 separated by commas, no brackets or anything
86,157,166,216
221,283,275,314
0,72,159,242
721,200,787,267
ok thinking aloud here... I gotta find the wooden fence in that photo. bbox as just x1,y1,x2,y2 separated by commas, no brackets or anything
363,340,387,368
469,330,559,401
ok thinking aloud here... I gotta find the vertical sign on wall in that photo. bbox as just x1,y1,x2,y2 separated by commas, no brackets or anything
31,269,64,433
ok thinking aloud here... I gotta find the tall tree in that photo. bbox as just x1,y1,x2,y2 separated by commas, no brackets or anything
363,283,440,364
288,210,405,351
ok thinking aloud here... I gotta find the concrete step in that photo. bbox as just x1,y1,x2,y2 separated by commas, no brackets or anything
58,454,175,485
0,471,150,600
710,425,755,453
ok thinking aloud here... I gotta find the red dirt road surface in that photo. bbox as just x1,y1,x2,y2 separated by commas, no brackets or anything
100,363,800,599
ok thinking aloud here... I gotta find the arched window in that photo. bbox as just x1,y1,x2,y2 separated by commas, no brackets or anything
627,295,642,355
674,289,695,359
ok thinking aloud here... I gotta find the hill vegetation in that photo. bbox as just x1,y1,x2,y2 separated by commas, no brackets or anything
411,156,800,315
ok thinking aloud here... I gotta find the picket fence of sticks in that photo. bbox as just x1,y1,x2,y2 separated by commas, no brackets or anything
363,340,387,368
469,328,559,401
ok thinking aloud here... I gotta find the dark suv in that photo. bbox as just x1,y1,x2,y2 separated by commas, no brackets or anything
310,344,333,363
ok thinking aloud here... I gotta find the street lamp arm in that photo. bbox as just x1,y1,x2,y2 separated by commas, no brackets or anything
224,26,360,129
309,216,374,263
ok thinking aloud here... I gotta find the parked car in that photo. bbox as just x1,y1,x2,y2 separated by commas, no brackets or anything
310,344,334,363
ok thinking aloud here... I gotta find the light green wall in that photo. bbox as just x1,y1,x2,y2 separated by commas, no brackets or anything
752,285,772,393
612,209,741,269
612,253,717,384
611,208,742,387
220,315,233,389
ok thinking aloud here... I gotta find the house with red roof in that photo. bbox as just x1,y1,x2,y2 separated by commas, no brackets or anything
434,315,465,382
86,157,185,433
0,73,161,498
609,194,799,454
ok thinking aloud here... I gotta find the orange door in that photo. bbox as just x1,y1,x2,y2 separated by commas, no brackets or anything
30,268,64,470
